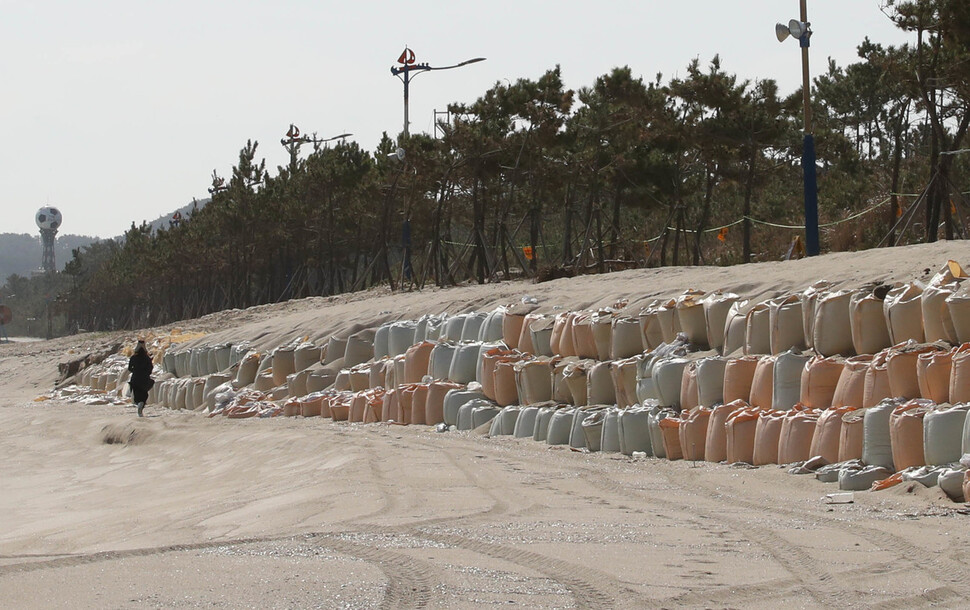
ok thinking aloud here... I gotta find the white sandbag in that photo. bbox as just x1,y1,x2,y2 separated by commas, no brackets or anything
493,406,520,436
429,342,458,381
457,398,489,430
946,282,970,344
653,300,681,344
850,284,892,356
702,291,739,355
676,289,708,348
478,308,506,342
546,407,577,445
839,464,893,491
344,332,374,367
325,335,349,365
387,321,417,358
601,408,622,453
653,357,690,408
813,290,855,357
272,347,296,387
293,343,321,372
923,261,966,344
646,403,672,459
533,405,559,442
571,406,604,449
287,369,310,398
203,374,233,410
590,311,615,361
449,342,482,384
744,302,771,356
863,398,904,470
924,403,969,466
769,295,805,355
800,280,833,350
611,316,643,360
695,357,727,407
373,325,390,360
443,388,485,426
722,299,749,357
307,370,336,393
234,352,261,387
938,466,967,502
635,354,657,404
637,303,666,352
587,361,616,406
529,317,556,357
884,283,925,344
618,405,653,456
461,312,488,342
513,406,540,438
442,315,466,342
773,349,810,411
472,404,501,429
581,410,606,452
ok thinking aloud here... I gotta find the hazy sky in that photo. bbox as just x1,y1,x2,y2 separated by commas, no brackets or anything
1,1,910,238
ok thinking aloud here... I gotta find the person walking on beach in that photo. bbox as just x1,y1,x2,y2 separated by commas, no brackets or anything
128,340,154,417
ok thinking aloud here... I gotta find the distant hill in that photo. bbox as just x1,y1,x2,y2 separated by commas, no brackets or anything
0,198,209,281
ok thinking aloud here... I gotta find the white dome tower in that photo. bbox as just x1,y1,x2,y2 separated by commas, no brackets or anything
35,206,62,274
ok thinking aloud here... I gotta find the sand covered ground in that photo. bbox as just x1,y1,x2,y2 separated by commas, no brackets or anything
3,241,970,608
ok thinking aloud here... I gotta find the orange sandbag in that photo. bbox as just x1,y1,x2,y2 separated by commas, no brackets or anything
949,343,970,403
397,383,419,424
863,350,892,408
723,356,760,403
300,393,325,417
871,471,905,491
887,343,943,400
838,407,867,462
426,381,463,425
381,388,399,422
494,359,522,407
329,392,352,421
658,416,684,461
917,348,953,403
748,356,775,408
705,400,747,462
410,384,430,425
570,312,599,359
517,313,544,356
799,355,844,409
361,389,385,424
831,355,872,408
890,399,933,472
725,406,761,464
678,406,711,461
404,341,435,384
503,310,526,350
753,409,785,465
777,406,821,464
680,362,700,412
810,406,856,464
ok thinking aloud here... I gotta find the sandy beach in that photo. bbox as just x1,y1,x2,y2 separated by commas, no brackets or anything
3,241,970,609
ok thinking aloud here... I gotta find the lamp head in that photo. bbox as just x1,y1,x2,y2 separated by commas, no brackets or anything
788,19,809,39
775,22,791,42
389,147,405,162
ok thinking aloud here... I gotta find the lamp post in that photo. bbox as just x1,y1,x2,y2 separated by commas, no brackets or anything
390,48,485,141
280,124,352,171
776,0,820,256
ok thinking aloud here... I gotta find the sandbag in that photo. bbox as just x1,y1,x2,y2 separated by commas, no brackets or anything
563,360,592,406
769,295,806,355
658,414,684,460
479,308,506,343
679,406,711,461
949,344,970,403
890,399,934,472
471,404,501,429
705,400,746,462
552,358,575,403
601,408,622,453
917,347,953,403
404,341,435,384
587,361,616,406
387,321,417,358
723,356,759,403
773,350,810,410
839,407,867,462
502,309,527,350
676,289,708,349
748,356,775,409
725,406,761,464
886,342,941,400
653,357,690,408
546,407,577,445
924,403,969,466
646,403,669,459
702,291,739,355
939,467,967,502
372,327,389,361
850,284,892,356
813,290,855,357
480,348,520,401
234,352,261,387
744,302,771,356
777,407,820,464
618,405,653,456
581,410,605,451
426,381,462,425
590,311,615,361
528,316,555,357
610,357,640,408
513,405,540,438
570,312,599,359
428,342,458,381
753,409,785,465
441,315,466,342
722,300,750,356
839,464,893,491
810,406,856,465
552,312,577,357
679,362,700,412
348,364,371,392
831,355,872,408
863,399,904,470
884,283,925,344
923,261,966,344
344,332,374,367
460,312,487,342
611,316,643,360
514,358,554,405
491,406,520,436
801,282,835,349
443,388,485,427
494,359,522,407
415,313,446,343
800,355,844,409
637,302,667,351
533,404,559,442
863,350,892,408
449,342,483,384
695,357,727,407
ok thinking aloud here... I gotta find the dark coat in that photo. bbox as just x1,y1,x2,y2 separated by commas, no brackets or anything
128,350,154,402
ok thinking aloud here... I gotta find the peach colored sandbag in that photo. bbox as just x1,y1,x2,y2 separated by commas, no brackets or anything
917,348,953,403
748,356,775,409
360,389,386,424
887,342,945,400
678,406,711,461
587,361,616,406
425,381,463,425
777,406,821,464
723,355,760,403
831,355,872,408
890,399,934,472
800,355,844,409
658,416,684,461
753,409,785,465
863,350,892,408
810,405,856,464
517,313,545,356
571,312,599,359
949,343,970,404
502,309,526,350
397,383,420,424
680,362,700,412
638,302,667,352
591,311,616,361
283,397,302,417
494,359,522,407
481,348,524,402
329,392,353,421
610,357,640,408
300,393,326,418
403,341,435,384
515,358,555,405
550,313,570,357
410,384,430,425
563,359,593,406
705,400,748,462
381,388,399,422
838,407,867,462
726,406,763,464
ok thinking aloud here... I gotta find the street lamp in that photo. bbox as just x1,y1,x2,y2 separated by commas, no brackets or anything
776,1,820,257
280,124,352,171
390,48,485,141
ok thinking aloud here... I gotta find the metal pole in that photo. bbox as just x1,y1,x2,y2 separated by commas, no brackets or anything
403,66,410,141
800,0,820,256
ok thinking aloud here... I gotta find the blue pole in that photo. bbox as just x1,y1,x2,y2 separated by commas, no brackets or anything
802,133,820,256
